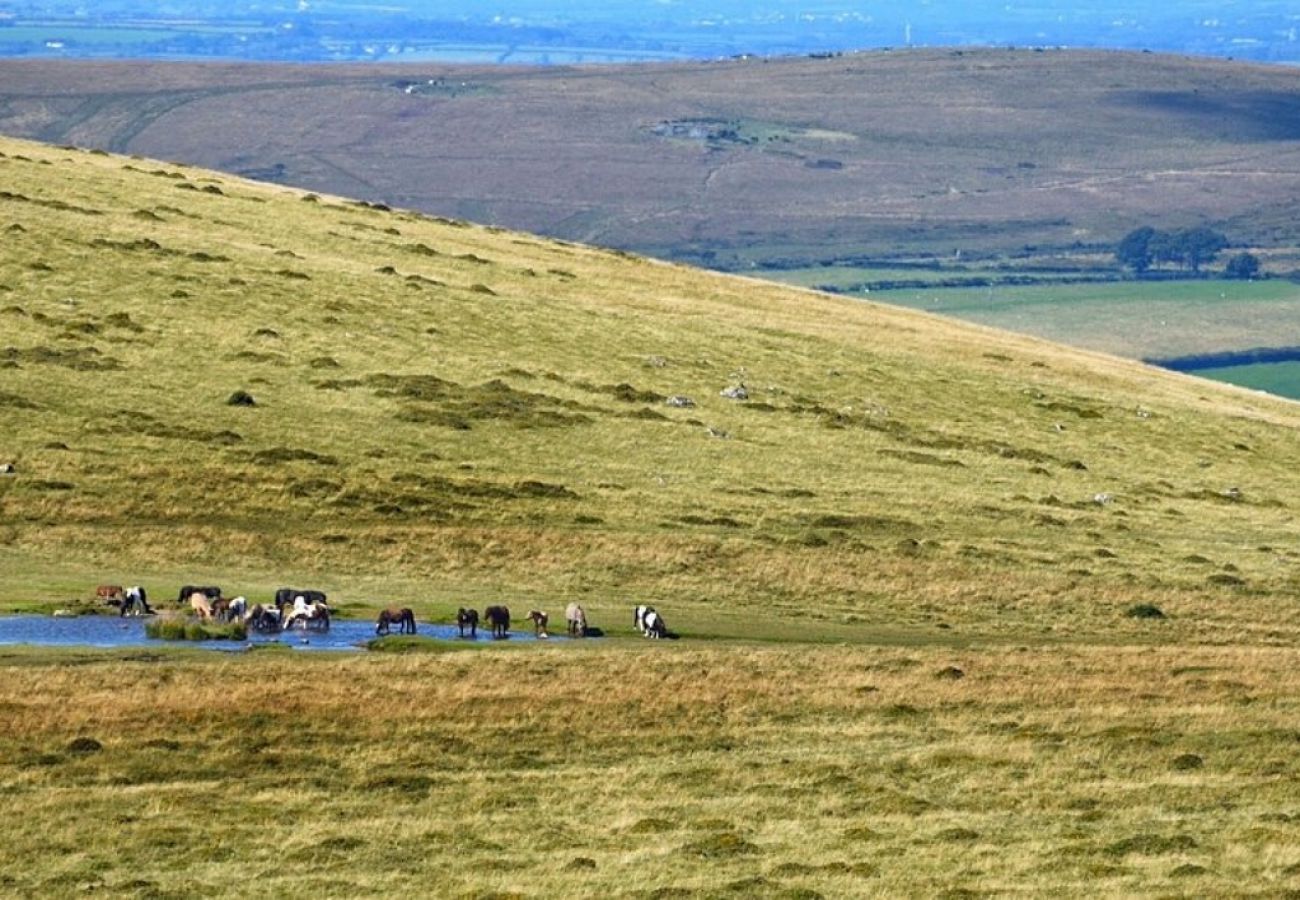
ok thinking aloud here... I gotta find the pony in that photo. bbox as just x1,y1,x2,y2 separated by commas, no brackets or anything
190,591,215,621
376,607,416,635
226,596,247,622
274,588,327,612
178,585,221,605
456,607,479,638
526,610,550,638
284,595,330,631
209,597,232,622
244,603,282,633
643,609,667,639
634,605,655,635
121,586,152,617
95,584,124,605
565,603,588,637
484,605,510,639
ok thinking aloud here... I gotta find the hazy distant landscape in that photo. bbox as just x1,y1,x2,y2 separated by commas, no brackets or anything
4,1,1300,64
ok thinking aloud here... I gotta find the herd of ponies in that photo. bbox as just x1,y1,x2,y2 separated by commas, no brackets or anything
91,584,674,640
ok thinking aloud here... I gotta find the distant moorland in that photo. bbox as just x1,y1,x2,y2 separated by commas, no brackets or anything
5,49,1300,278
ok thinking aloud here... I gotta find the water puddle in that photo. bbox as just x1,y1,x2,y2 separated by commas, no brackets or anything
0,615,561,652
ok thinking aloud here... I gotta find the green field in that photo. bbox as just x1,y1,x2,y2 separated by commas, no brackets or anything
808,277,1300,364
1195,360,1300,400
5,135,1300,895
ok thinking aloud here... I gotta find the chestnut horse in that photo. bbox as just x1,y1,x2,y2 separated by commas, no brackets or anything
375,607,417,635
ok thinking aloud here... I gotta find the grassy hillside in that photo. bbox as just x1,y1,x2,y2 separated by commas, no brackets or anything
5,49,1300,271
3,134,1300,644
5,137,1300,897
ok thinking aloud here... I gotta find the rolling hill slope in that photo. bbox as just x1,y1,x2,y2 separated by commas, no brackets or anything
2,134,1299,640
5,48,1300,271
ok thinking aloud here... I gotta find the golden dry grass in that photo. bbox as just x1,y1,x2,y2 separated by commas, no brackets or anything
1,644,1298,896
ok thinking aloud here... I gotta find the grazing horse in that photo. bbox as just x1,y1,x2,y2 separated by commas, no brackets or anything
642,609,667,639
178,585,221,605
527,610,550,638
565,603,588,637
456,607,479,638
226,596,247,622
275,588,327,612
190,591,215,621
375,607,417,635
284,595,330,631
95,584,125,605
484,605,510,639
209,597,232,622
244,603,282,633
634,605,655,635
121,586,152,616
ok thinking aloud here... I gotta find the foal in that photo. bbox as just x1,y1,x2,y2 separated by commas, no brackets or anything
527,609,549,638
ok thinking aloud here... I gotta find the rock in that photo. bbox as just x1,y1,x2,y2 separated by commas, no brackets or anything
665,395,695,408
706,426,730,440
1093,492,1113,505
720,384,749,400
0,462,14,474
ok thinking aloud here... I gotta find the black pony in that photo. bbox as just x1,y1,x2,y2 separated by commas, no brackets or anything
483,605,510,639
456,607,479,638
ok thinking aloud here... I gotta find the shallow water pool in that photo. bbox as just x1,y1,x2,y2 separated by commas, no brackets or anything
0,614,558,652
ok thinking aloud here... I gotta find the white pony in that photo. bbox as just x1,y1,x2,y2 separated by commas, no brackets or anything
284,594,330,631
565,603,588,637
634,604,654,635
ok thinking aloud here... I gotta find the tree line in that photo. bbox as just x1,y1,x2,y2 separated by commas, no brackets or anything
1116,226,1259,279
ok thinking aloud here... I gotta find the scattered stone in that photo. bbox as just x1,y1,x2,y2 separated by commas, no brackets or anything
1221,487,1243,501
706,426,731,440
1093,492,1113,505
0,462,14,474
645,355,668,368
665,395,695,408
720,384,749,400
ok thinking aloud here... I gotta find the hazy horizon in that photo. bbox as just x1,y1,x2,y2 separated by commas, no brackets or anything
3,1,1299,64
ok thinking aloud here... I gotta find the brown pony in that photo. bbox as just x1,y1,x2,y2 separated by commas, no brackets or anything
375,607,417,635
484,605,510,639
456,607,479,638
95,584,124,604
526,609,549,638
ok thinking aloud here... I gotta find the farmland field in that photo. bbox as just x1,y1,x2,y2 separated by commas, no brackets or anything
1194,359,1300,400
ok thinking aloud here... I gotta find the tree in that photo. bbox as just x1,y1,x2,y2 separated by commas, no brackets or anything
1179,226,1229,273
1225,251,1260,280
1115,226,1156,273
1123,226,1230,273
